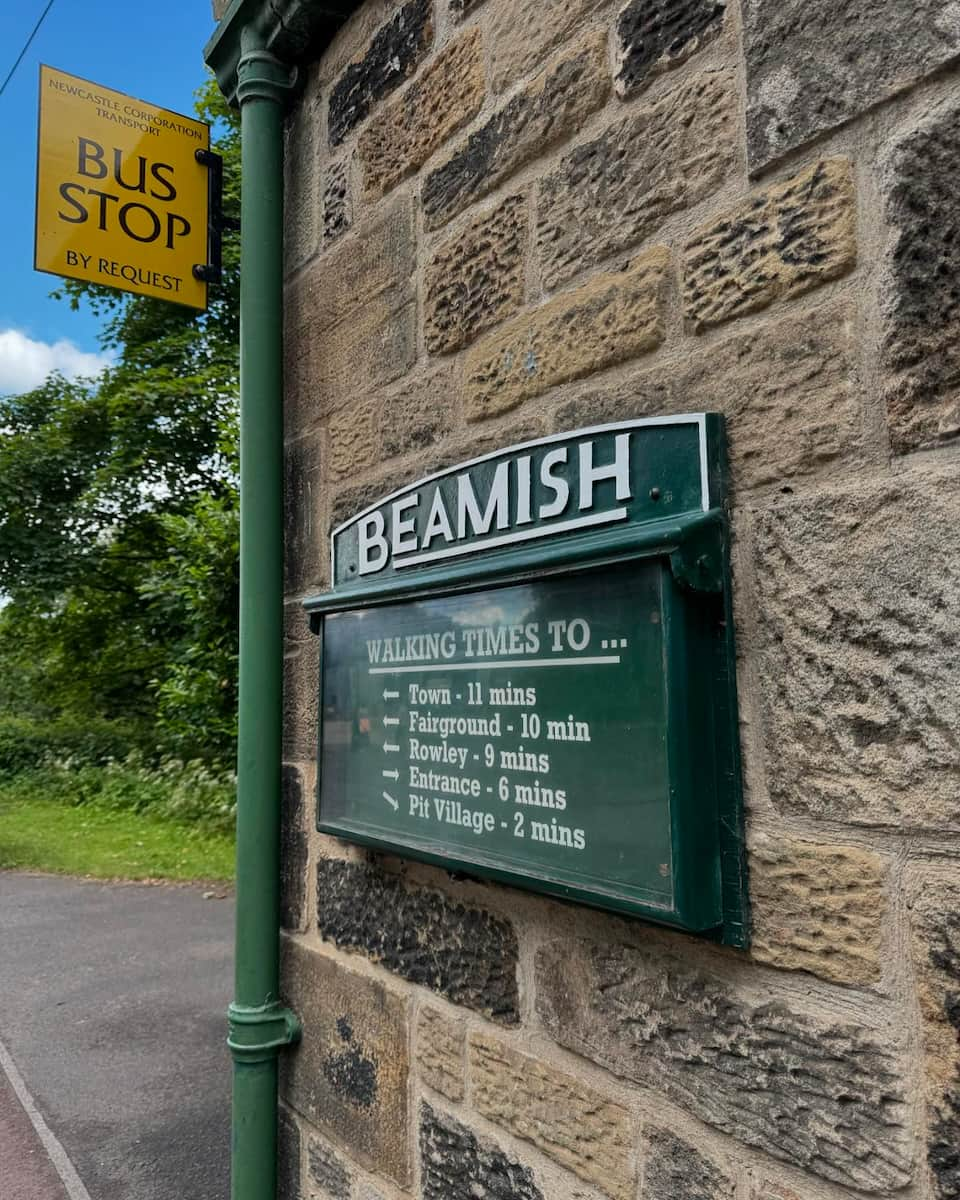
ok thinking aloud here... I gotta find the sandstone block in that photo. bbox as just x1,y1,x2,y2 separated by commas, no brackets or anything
487,0,607,93
310,199,415,333
754,474,960,830
743,0,960,171
908,870,960,1200
554,303,861,491
425,195,527,355
329,398,382,479
307,1134,352,1199
280,940,411,1185
328,0,434,146
536,939,912,1191
880,100,960,454
465,248,669,419
282,631,319,761
323,160,351,245
278,1106,302,1200
283,431,325,594
644,1128,734,1200
417,1006,466,1101
420,1103,544,1200
616,0,725,98
451,0,485,15
285,103,319,273
280,765,308,932
422,33,609,230
683,158,856,332
749,834,885,985
469,1033,635,1199
538,69,737,289
381,365,457,459
359,28,485,199
316,858,520,1021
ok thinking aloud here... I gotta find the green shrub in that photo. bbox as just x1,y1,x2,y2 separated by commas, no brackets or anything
0,716,141,775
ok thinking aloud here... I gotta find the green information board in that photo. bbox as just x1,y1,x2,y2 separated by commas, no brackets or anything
306,417,747,943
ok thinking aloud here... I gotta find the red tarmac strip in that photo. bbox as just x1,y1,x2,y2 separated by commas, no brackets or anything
0,1072,69,1200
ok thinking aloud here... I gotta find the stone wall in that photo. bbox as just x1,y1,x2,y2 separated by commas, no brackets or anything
274,1,960,1198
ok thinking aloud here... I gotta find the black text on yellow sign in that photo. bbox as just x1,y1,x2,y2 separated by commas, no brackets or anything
35,66,210,310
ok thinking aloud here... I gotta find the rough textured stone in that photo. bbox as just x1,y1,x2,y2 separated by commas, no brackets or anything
754,474,960,830
329,398,382,479
554,302,861,491
422,33,609,230
909,872,960,1200
381,365,457,459
465,249,669,419
616,0,725,97
469,1033,635,1199
317,858,520,1021
284,431,325,593
536,939,912,1191
283,632,320,761
451,0,485,15
307,1134,352,1200
280,765,308,931
487,0,607,93
425,196,527,355
323,159,351,245
538,70,737,289
644,1128,735,1200
280,940,411,1185
278,1106,302,1200
880,100,960,454
683,158,856,332
743,0,960,172
420,1104,544,1200
328,0,434,146
417,1006,466,1101
359,28,485,199
285,101,319,272
749,834,885,985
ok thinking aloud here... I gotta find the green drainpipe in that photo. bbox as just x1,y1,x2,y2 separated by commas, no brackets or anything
226,24,300,1200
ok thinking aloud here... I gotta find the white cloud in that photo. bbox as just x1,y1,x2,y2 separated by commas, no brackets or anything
0,329,112,396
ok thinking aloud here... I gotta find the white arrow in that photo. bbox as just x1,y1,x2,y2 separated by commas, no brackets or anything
383,717,400,727
383,689,399,701
384,743,400,754
382,791,398,811
382,768,399,781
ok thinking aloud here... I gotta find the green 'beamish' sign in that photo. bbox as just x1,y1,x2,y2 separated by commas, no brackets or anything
306,417,748,945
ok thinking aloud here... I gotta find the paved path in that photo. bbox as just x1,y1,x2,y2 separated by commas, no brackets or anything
0,872,233,1200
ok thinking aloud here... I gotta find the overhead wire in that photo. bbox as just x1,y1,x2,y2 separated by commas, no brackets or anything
0,0,57,101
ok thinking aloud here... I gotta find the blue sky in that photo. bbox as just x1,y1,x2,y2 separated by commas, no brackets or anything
0,1,219,394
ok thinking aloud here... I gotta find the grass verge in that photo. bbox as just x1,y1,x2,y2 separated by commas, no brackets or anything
0,790,235,882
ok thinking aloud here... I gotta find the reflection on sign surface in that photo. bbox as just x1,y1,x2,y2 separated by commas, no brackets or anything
35,66,209,310
320,562,677,911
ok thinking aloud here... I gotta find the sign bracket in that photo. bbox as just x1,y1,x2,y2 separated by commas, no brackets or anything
193,148,239,285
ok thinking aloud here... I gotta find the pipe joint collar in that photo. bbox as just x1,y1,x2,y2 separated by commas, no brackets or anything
236,49,298,105
228,1000,302,1064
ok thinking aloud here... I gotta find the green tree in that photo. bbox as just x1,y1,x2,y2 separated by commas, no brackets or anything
0,78,240,763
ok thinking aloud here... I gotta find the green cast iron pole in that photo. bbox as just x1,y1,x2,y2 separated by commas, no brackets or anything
227,26,300,1200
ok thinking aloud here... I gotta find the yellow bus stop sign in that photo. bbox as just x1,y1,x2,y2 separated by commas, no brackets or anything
35,66,210,311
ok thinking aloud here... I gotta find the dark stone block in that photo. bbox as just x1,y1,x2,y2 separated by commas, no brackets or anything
307,1135,352,1200
323,160,351,245
280,766,308,931
880,101,960,454
616,0,724,97
924,908,960,1199
328,0,433,146
317,858,519,1022
743,0,960,172
536,939,912,1191
645,1129,735,1200
420,1104,544,1200
277,1106,302,1200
